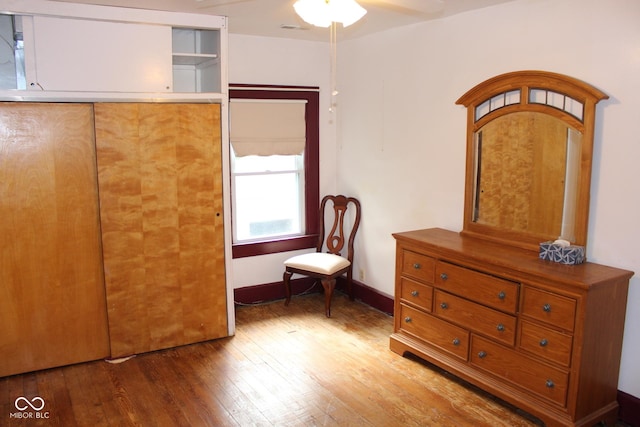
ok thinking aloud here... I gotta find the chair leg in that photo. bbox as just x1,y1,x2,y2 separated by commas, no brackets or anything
346,268,355,301
283,270,293,306
321,278,336,317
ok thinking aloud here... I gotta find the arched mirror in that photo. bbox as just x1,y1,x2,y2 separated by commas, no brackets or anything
456,71,608,251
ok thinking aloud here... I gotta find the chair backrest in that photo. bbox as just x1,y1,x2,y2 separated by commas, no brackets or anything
316,195,361,263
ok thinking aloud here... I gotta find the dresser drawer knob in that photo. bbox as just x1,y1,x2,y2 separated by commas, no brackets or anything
411,290,419,297
413,263,421,269
498,291,506,300
543,303,552,312
440,273,448,281
452,338,460,346
545,379,555,388
440,302,448,310
496,323,505,332
478,351,487,359
539,338,549,347
404,317,412,323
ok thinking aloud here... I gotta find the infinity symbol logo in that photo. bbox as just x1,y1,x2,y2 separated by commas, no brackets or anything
15,396,45,411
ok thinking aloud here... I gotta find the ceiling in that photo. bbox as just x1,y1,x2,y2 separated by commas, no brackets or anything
53,0,516,42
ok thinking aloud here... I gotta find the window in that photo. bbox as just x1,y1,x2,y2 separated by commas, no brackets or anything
229,85,319,258
233,153,305,241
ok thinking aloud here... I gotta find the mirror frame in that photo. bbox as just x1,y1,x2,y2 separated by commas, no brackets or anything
456,70,608,251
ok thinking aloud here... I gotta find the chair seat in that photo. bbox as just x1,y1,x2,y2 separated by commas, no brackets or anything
284,252,351,275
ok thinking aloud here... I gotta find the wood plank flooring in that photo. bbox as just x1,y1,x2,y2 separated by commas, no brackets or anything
2,292,562,426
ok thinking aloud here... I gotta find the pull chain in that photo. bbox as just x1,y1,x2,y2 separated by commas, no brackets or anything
329,21,338,113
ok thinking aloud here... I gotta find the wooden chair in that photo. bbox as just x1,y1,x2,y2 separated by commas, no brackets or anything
283,195,361,317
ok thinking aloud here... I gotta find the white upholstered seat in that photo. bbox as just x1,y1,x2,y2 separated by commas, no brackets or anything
284,253,351,276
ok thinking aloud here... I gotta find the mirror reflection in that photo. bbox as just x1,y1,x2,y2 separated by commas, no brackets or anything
472,112,582,242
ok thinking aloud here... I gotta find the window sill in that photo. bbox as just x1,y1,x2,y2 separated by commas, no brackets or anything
232,234,319,259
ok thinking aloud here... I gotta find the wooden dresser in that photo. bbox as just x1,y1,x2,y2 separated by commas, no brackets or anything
390,228,633,427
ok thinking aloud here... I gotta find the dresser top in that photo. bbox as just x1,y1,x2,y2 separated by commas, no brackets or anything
393,228,633,290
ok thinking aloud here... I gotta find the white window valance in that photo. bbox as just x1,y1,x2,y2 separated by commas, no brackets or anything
230,99,307,157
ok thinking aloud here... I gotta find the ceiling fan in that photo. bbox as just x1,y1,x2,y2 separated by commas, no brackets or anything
193,0,445,17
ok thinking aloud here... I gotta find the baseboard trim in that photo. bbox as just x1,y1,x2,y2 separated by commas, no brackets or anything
233,277,394,315
618,390,640,426
233,277,320,305
338,277,394,315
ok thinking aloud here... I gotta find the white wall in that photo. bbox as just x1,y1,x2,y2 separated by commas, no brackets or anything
337,0,640,398
228,34,337,288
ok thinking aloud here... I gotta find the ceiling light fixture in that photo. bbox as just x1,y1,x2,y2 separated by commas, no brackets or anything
293,0,367,28
293,0,367,113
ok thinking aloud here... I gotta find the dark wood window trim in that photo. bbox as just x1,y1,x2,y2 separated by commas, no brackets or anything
229,84,320,259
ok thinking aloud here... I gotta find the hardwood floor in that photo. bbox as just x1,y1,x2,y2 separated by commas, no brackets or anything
1,292,599,426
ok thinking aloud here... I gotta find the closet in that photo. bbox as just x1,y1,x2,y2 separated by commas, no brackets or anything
0,0,230,377
0,102,228,375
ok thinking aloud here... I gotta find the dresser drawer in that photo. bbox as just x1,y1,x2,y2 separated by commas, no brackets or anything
435,261,519,313
400,277,433,312
521,286,577,332
401,250,435,284
519,320,573,367
471,335,569,407
400,304,469,361
434,289,516,346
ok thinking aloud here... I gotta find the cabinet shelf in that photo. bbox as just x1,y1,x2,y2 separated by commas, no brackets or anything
172,53,219,66
172,28,221,93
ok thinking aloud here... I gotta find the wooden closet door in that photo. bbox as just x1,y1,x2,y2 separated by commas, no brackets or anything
94,103,227,358
0,103,110,377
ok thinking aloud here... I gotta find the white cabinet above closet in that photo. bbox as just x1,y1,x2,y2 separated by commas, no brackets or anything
31,17,173,93
0,0,227,101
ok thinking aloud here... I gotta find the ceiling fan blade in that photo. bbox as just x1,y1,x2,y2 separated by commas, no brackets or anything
361,0,444,15
194,0,255,9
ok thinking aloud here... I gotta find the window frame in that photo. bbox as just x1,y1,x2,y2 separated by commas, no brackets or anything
229,84,320,259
